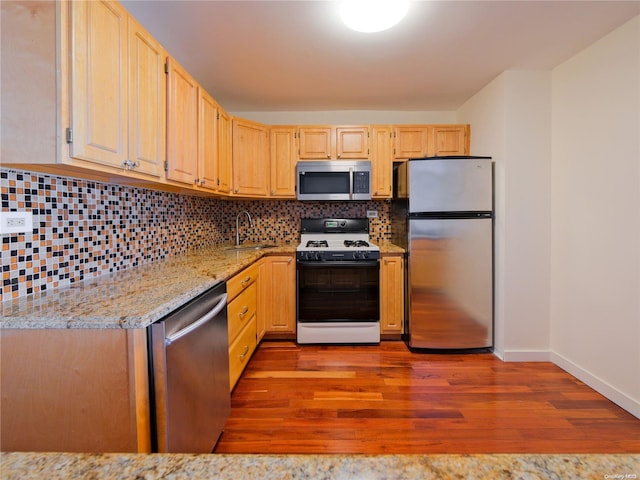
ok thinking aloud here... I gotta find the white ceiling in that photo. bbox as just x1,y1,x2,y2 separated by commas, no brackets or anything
120,0,640,112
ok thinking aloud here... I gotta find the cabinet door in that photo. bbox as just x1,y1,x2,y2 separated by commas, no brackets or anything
394,126,430,160
198,89,219,191
217,108,232,193
128,16,165,177
0,329,150,453
263,256,296,334
270,126,297,197
69,0,128,168
430,125,470,156
232,118,269,196
380,255,404,334
336,126,369,159
166,57,198,184
298,127,333,159
371,126,393,198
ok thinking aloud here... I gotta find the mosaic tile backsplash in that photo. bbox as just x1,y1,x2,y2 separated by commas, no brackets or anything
1,168,391,301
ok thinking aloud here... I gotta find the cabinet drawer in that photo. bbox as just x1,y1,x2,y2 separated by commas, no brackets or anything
228,315,257,390
227,281,257,344
227,262,259,302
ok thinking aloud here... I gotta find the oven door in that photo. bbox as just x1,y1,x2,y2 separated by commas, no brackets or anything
296,260,380,343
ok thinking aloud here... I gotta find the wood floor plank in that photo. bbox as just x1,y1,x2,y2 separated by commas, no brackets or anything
214,341,640,454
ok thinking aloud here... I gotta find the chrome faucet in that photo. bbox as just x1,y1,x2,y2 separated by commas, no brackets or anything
235,210,254,246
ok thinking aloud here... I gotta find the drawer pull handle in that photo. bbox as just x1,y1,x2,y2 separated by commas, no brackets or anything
239,306,249,317
241,276,251,286
239,345,249,360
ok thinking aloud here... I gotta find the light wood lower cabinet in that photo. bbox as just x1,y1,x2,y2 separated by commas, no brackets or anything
380,254,405,335
260,255,296,337
227,262,260,390
228,315,257,390
0,328,150,453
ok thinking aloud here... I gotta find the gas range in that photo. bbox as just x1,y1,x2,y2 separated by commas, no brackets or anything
296,218,380,262
296,217,381,344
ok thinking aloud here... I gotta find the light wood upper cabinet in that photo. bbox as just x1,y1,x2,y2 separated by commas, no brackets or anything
380,254,404,335
217,108,232,194
270,126,297,198
197,89,219,191
232,118,270,196
298,127,333,159
2,0,165,182
371,125,393,198
298,125,370,160
393,125,431,160
166,57,198,185
69,1,165,177
128,15,166,177
394,124,470,159
430,124,470,156
69,0,128,169
336,126,369,159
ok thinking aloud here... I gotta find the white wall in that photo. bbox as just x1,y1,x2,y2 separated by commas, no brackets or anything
550,16,640,417
457,71,552,361
229,110,456,125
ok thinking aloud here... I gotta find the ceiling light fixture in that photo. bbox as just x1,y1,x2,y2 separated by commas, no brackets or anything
339,0,410,33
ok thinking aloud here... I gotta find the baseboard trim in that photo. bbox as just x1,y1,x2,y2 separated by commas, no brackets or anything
551,351,640,419
502,349,551,362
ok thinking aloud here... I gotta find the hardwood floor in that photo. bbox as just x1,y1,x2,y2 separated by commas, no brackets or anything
215,341,640,454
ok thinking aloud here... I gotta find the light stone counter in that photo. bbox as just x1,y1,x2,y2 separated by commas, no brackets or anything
0,242,404,330
0,244,296,329
1,452,638,479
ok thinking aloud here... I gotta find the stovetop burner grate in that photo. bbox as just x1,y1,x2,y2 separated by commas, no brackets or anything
344,240,370,248
306,240,328,248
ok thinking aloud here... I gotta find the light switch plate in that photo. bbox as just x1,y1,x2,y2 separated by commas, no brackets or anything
366,210,378,218
0,211,33,234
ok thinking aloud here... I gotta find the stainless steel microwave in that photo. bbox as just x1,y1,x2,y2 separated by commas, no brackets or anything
296,160,372,201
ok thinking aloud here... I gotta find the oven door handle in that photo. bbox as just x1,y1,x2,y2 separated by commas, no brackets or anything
297,260,379,268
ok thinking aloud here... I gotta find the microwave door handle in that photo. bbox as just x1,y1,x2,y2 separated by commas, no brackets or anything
349,167,354,200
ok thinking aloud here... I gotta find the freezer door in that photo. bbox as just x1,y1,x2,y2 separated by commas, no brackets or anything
408,158,492,213
408,217,493,349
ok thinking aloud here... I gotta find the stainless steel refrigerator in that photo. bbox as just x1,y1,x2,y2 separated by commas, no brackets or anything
392,156,493,350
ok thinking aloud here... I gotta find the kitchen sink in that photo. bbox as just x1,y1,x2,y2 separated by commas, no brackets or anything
223,243,276,251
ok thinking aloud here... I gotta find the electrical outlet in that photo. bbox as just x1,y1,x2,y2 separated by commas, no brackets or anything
366,210,378,218
0,211,33,235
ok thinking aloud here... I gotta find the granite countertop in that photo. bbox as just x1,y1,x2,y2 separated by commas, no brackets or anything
0,242,404,330
1,452,638,479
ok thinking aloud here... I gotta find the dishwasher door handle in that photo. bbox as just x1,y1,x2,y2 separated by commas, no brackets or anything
165,293,228,346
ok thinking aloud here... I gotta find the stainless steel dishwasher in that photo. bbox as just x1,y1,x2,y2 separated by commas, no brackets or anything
148,281,230,453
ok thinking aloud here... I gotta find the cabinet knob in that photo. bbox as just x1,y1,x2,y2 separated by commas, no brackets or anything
122,159,141,170
239,306,249,317
194,178,200,184
327,154,330,158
